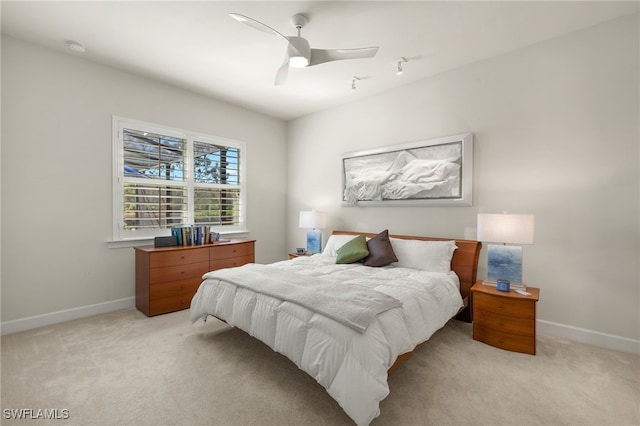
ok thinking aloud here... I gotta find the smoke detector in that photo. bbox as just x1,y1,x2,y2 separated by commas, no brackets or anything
66,40,86,53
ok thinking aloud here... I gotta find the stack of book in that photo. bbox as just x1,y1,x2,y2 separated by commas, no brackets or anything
170,225,216,246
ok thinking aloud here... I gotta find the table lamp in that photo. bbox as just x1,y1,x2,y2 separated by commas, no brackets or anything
299,210,327,254
477,213,534,286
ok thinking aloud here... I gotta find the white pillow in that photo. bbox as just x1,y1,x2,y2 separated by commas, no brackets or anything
389,238,457,273
322,234,359,257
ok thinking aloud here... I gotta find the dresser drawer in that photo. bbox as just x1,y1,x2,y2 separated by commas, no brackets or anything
210,254,254,271
149,261,210,284
473,323,536,355
149,248,209,268
149,278,202,300
473,308,535,336
473,292,535,319
210,242,254,260
148,295,192,316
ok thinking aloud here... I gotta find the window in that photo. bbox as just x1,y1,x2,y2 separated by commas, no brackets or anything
112,116,245,242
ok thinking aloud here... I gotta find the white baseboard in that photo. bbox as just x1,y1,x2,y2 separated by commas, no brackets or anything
1,297,136,336
538,319,640,355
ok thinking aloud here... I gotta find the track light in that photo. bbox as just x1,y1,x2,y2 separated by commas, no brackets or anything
351,76,360,91
396,57,407,75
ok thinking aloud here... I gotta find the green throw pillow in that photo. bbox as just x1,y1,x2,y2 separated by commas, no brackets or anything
336,234,370,264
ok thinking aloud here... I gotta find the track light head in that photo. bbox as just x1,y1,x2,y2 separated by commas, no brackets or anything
396,57,407,75
351,76,360,91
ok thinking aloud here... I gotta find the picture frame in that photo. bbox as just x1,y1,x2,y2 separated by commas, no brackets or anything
341,133,473,207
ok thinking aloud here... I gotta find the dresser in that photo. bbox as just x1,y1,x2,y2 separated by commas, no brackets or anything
471,281,540,355
135,239,255,316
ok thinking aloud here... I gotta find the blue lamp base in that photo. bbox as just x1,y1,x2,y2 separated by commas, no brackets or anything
306,230,322,254
487,244,523,283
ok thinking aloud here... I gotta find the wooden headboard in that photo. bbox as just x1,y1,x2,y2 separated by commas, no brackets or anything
331,230,482,322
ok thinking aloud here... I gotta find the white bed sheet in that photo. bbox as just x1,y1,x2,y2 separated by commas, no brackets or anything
191,254,463,425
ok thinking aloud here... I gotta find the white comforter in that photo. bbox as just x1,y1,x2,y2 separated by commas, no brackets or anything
190,254,463,425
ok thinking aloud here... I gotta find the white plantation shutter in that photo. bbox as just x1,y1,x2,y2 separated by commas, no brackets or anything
123,183,188,230
113,116,245,241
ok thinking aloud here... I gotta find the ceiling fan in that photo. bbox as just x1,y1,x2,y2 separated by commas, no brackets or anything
229,12,379,85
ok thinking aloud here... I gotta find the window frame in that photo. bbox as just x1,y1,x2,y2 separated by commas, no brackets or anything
112,115,246,243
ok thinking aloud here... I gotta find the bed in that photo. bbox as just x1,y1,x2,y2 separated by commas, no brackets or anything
191,230,481,425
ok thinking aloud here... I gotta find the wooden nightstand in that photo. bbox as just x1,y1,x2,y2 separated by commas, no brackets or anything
288,252,312,260
471,281,540,355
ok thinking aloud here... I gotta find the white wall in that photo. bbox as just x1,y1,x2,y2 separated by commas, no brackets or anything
1,36,288,325
287,15,639,347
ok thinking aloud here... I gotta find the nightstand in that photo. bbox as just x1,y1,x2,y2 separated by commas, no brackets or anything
471,281,540,355
288,252,312,260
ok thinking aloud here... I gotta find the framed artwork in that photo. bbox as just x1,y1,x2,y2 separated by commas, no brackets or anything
341,133,473,206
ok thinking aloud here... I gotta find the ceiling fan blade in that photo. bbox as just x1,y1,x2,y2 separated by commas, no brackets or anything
309,47,379,66
229,13,289,41
274,59,289,86
229,13,305,62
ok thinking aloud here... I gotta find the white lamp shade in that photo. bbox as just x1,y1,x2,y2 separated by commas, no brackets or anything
477,213,534,245
299,211,327,229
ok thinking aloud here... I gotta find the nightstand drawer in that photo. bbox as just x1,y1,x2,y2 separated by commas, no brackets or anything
473,308,535,336
473,323,535,355
473,292,535,319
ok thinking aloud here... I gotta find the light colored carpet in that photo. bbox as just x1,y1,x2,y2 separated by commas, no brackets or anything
1,308,638,426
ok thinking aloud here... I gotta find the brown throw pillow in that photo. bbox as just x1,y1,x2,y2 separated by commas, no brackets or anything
364,230,398,267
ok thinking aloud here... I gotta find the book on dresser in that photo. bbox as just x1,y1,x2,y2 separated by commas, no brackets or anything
134,238,256,316
171,225,217,246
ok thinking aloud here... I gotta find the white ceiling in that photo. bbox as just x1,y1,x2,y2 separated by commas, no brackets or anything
2,1,638,121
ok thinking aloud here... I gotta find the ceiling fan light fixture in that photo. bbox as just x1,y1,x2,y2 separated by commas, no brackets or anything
289,55,310,68
287,36,311,68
